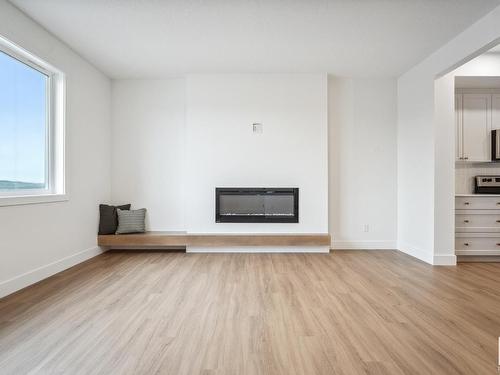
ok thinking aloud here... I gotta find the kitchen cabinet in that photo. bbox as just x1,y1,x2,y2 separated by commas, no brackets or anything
455,94,462,160
492,94,500,130
455,195,500,256
455,93,491,162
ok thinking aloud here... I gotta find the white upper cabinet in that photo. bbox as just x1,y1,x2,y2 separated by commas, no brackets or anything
492,94,500,130
455,94,463,160
456,93,492,162
462,94,491,162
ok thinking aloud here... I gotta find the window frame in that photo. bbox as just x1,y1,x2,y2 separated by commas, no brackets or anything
0,35,66,206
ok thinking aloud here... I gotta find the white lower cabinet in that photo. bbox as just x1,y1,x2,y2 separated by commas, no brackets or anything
455,196,500,256
456,196,500,210
455,211,500,233
456,233,500,253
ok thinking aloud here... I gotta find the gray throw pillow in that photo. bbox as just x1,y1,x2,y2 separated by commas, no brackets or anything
116,208,146,234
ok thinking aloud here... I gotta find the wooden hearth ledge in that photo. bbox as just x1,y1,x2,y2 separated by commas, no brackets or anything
98,231,331,248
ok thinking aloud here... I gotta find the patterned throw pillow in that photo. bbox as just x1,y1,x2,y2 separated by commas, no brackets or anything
116,208,147,234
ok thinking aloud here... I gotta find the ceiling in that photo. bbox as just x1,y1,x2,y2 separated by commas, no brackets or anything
9,0,500,79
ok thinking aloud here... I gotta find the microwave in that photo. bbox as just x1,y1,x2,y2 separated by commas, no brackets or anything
492,129,500,161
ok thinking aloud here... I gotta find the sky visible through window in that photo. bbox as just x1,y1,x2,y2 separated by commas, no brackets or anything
0,50,47,190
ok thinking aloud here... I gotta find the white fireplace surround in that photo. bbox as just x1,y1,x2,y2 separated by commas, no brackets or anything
184,74,329,235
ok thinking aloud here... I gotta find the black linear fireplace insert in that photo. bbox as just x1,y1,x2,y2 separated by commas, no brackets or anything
215,187,299,223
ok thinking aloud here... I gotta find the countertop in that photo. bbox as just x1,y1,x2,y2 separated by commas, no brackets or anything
456,194,500,197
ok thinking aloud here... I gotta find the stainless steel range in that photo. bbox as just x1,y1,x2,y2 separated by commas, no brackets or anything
474,176,500,194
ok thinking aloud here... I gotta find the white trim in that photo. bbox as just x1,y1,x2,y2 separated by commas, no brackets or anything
0,193,68,207
332,240,397,250
397,242,434,264
0,246,105,299
433,254,457,265
186,246,330,253
0,34,61,75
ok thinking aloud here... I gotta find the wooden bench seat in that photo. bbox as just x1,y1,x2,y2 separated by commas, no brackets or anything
98,231,331,248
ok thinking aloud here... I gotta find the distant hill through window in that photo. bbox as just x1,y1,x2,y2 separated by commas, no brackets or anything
0,49,48,191
0,180,45,190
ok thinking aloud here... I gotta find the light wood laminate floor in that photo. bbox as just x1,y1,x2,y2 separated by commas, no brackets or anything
1,250,500,374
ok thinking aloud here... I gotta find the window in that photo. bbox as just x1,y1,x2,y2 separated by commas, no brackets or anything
0,36,65,205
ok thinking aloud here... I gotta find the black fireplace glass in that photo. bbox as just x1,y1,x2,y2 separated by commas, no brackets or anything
215,188,299,223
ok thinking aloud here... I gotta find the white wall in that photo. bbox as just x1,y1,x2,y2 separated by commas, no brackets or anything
328,77,397,249
109,75,399,248
110,74,329,236
398,4,500,265
433,74,455,265
111,79,185,231
0,1,111,297
185,74,328,234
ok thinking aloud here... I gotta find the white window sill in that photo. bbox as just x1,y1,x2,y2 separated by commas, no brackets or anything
0,194,68,207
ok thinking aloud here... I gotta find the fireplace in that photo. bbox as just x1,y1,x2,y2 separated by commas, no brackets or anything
215,188,299,223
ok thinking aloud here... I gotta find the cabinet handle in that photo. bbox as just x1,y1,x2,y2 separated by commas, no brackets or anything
496,220,500,223
464,202,470,205
464,243,469,246
497,202,500,205
464,156,468,160
464,220,469,223
497,243,500,246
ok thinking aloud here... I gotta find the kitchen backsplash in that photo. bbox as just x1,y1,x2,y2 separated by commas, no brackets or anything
456,163,500,194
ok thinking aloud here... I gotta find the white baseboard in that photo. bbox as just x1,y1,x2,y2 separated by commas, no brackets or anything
397,242,434,265
186,246,330,253
0,246,105,299
433,254,457,266
332,240,397,250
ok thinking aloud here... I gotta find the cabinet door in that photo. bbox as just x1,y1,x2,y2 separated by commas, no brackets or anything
492,94,500,131
462,93,491,162
455,94,463,160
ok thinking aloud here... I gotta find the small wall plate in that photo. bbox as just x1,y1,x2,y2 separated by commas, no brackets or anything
252,123,263,134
